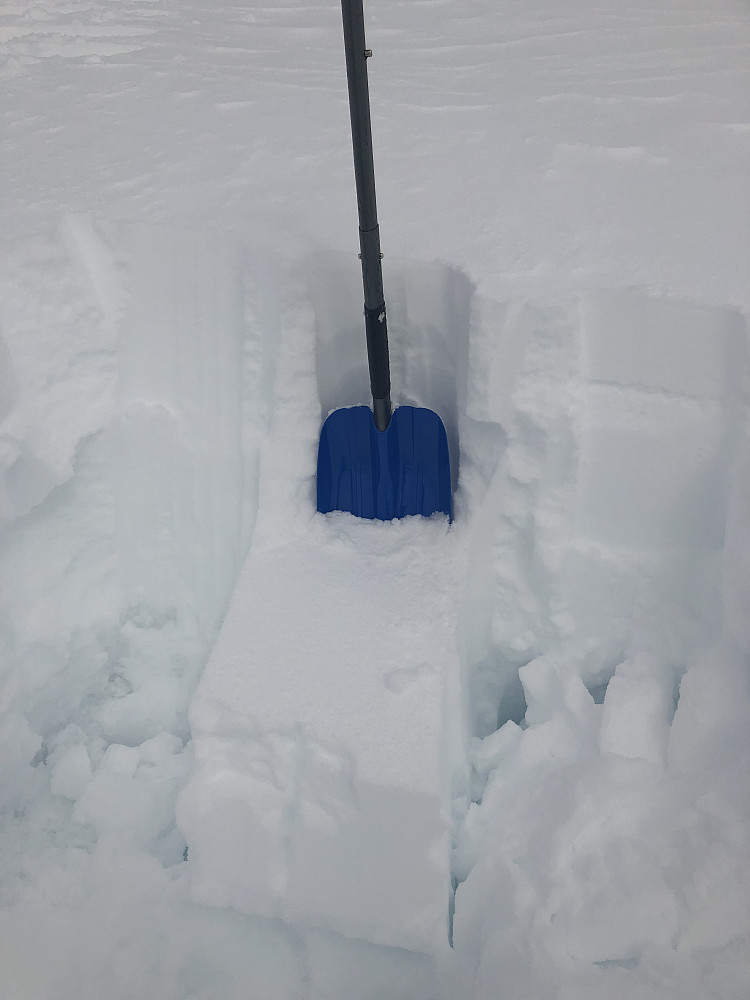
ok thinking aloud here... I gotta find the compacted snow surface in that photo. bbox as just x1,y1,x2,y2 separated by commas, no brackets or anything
2,1,750,997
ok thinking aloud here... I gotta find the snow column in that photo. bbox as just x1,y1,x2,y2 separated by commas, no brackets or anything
116,224,246,636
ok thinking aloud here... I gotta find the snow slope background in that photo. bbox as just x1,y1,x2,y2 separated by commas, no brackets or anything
1,1,749,998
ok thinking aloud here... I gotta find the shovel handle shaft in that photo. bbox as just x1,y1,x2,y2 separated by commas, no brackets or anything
342,0,391,430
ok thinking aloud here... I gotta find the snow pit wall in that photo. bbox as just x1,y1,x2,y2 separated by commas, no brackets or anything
450,290,749,993
457,289,746,753
0,217,282,787
309,250,473,495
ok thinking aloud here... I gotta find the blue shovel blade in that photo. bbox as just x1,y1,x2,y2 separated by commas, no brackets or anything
317,405,452,520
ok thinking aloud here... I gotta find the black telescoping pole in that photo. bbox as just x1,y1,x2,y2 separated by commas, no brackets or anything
341,0,392,431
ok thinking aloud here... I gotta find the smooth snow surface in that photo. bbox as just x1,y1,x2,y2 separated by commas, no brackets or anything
180,515,461,952
2,1,750,998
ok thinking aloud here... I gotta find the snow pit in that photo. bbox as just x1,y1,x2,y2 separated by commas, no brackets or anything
309,251,472,493
179,253,471,954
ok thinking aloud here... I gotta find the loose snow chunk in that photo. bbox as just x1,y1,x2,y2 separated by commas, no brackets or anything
178,515,462,954
50,745,93,801
74,735,188,861
600,656,676,766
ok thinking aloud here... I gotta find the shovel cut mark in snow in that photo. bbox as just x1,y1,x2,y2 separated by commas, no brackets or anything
317,405,452,520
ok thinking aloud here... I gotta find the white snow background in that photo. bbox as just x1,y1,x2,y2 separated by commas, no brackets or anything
1,0,749,998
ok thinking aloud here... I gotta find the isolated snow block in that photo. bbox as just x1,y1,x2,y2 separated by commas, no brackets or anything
580,290,746,400
575,293,746,551
177,515,461,954
576,388,730,549
116,223,247,633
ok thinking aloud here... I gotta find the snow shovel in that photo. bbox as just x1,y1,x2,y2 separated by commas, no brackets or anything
316,0,452,520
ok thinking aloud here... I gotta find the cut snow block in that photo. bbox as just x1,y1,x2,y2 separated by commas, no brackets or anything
177,515,461,954
116,223,246,632
575,293,746,550
580,290,746,400
576,389,730,549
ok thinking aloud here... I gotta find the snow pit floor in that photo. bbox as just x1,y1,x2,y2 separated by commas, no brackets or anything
178,513,462,954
